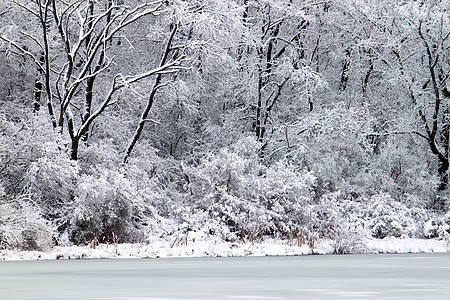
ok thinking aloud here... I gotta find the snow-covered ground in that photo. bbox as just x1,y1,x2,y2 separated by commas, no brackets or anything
1,235,449,260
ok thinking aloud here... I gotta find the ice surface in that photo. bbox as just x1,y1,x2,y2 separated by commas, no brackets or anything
2,254,450,299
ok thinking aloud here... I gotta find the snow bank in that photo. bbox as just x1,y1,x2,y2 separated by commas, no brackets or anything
1,237,449,260
366,237,450,254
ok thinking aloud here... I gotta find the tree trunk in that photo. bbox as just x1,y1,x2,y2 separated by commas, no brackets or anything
34,80,42,113
439,71,450,191
362,49,374,96
255,71,264,142
33,53,45,113
82,77,94,142
71,138,79,161
339,48,351,92
123,24,178,163
39,2,57,128
81,0,95,143
438,158,449,191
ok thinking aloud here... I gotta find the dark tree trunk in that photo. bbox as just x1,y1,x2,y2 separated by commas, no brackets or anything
255,71,264,142
82,76,94,142
34,80,42,113
438,158,449,191
71,138,79,161
81,0,98,143
33,53,45,113
339,48,351,92
123,24,178,163
439,70,450,191
362,49,374,96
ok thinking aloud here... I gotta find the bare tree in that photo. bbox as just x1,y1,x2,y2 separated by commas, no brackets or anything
386,5,450,192
1,0,185,160
123,23,179,163
248,2,311,144
415,19,450,191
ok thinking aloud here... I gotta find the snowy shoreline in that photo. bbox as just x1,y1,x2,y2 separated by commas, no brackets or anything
1,237,449,261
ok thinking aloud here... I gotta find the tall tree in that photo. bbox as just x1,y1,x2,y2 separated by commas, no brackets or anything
124,23,179,163
237,1,323,146
1,0,185,160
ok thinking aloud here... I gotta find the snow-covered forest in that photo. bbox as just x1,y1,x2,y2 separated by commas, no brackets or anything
1,0,450,255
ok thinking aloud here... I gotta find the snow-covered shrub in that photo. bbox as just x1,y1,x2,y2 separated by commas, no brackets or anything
77,142,121,173
69,169,143,245
196,189,274,242
369,134,438,203
307,194,367,254
266,103,438,206
306,192,429,251
123,146,191,233
257,160,317,236
187,137,316,241
423,219,442,239
0,113,79,245
265,103,376,200
0,195,56,250
0,112,57,195
75,143,194,244
423,212,450,239
24,141,78,229
356,193,429,239
330,224,367,254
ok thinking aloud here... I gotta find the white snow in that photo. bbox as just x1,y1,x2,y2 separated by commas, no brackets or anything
0,235,449,260
366,237,450,254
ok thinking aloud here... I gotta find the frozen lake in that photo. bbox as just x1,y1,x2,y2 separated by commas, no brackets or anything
1,253,450,299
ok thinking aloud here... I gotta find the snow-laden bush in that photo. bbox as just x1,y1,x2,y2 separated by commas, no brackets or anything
265,103,375,199
122,145,192,236
369,134,438,203
301,192,429,253
187,137,316,241
69,169,144,245
0,195,56,250
423,212,450,239
265,103,438,205
338,193,429,239
68,143,192,245
0,112,58,195
306,194,367,254
24,141,78,229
